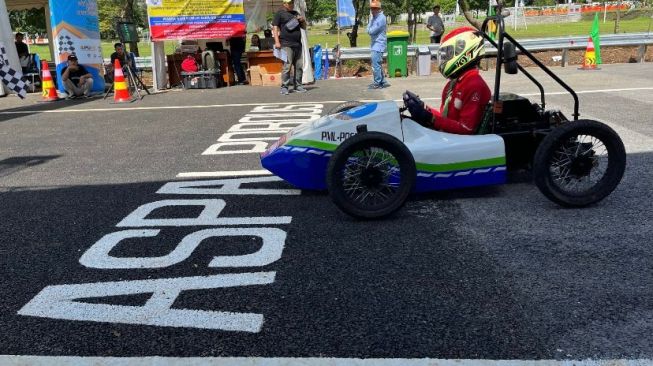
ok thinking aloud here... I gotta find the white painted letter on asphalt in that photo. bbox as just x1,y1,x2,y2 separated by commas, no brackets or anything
79,228,286,269
202,141,269,155
18,272,276,332
157,176,300,196
116,199,291,227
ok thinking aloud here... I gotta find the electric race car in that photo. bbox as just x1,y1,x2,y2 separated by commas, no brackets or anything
260,9,626,219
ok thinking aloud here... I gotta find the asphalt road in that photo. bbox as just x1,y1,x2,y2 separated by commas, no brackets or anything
0,63,652,360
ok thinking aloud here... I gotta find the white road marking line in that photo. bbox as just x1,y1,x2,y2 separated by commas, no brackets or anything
2,87,651,115
0,357,652,366
176,170,272,178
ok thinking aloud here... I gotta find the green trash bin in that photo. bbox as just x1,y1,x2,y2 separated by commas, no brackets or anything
386,30,409,78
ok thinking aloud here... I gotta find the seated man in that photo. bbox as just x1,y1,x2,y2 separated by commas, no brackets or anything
61,54,94,99
15,32,30,70
404,27,491,135
107,43,129,78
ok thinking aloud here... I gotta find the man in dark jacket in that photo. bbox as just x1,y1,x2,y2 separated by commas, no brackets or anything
228,35,247,85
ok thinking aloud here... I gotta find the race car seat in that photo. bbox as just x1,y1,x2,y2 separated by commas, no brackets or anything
475,103,494,135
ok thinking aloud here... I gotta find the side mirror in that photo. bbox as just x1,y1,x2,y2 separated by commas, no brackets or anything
503,42,518,75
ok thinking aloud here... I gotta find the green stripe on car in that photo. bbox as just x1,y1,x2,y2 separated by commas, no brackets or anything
416,156,506,172
287,139,338,151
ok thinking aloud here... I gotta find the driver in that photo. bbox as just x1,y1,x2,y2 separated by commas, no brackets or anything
404,26,491,135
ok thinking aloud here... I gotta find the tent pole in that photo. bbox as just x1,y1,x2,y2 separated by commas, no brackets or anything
0,0,22,96
45,2,55,62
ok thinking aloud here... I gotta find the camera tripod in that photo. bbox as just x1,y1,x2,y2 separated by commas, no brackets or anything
103,64,151,101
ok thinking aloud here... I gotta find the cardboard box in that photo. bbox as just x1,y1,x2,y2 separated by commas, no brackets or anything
261,73,282,86
248,65,263,86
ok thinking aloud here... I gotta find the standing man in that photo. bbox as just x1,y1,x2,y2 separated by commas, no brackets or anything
272,0,308,95
427,5,445,44
367,0,388,90
61,54,94,99
228,35,248,85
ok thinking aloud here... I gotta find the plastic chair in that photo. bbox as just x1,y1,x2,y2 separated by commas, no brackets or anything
24,53,41,92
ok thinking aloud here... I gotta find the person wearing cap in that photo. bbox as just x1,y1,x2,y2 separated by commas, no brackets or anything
272,0,307,95
427,5,445,44
367,0,388,90
61,54,94,99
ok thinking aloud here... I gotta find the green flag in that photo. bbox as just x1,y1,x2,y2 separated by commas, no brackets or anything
590,13,602,64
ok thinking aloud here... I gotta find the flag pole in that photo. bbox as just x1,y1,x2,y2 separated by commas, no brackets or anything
336,0,341,45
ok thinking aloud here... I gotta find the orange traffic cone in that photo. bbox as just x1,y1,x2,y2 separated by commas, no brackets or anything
40,60,60,102
112,59,133,103
579,37,599,70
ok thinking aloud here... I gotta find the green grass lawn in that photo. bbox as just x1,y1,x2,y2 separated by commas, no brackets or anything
309,16,653,47
27,15,652,61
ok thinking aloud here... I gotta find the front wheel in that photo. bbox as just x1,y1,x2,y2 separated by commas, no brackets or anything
328,101,364,115
533,120,626,207
327,132,416,219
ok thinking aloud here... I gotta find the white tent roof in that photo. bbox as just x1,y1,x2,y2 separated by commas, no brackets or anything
5,0,47,11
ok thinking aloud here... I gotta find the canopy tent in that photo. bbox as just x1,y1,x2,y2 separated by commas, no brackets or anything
150,0,314,91
0,0,55,96
5,0,47,10
2,0,54,61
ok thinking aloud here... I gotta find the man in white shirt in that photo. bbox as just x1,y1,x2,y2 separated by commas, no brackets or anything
426,5,445,44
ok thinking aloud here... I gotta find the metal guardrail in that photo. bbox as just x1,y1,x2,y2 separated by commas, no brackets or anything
112,32,652,71
336,32,653,60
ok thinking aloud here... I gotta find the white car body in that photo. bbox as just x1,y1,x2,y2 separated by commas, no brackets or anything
261,101,507,192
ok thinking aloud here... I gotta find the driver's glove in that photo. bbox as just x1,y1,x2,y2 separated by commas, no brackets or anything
403,90,434,128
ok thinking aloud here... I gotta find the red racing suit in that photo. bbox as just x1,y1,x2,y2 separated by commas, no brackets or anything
426,68,491,134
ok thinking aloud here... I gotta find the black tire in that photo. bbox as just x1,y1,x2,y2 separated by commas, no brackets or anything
328,101,364,115
533,119,626,207
327,132,416,219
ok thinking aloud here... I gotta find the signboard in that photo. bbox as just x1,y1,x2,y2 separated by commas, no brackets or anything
147,0,246,41
117,22,139,43
49,0,104,93
336,0,355,28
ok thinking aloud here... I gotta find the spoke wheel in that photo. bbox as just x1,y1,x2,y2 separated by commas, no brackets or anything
534,120,626,207
327,132,415,219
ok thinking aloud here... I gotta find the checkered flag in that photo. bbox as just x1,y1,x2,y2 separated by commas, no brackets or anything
0,43,29,99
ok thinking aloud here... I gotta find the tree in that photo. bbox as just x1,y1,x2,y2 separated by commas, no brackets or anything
406,0,434,43
121,0,140,55
383,0,404,24
347,0,369,47
98,0,122,39
439,0,458,14
306,0,336,25
9,8,46,35
98,0,147,54
614,0,622,33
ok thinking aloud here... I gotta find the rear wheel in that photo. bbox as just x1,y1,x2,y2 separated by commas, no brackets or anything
327,132,416,219
533,120,626,207
328,101,364,115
